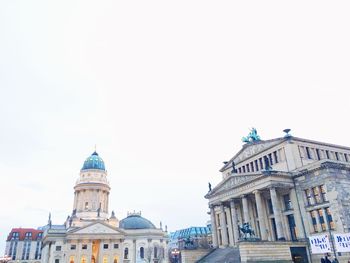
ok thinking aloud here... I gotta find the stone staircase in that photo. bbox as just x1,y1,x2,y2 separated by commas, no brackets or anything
196,247,241,263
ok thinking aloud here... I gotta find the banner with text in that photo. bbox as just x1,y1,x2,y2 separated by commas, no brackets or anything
334,233,350,252
309,234,332,254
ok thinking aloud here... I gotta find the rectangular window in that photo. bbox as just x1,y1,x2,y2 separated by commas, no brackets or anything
242,166,246,173
35,241,41,259
318,209,326,231
273,151,278,163
56,246,61,251
320,185,327,202
268,153,273,165
326,150,330,159
306,147,311,159
335,152,339,160
305,189,312,205
255,160,259,171
283,194,292,210
70,244,76,250
216,214,220,226
246,164,250,172
55,259,59,263
238,167,242,173
345,154,349,162
103,244,109,249
114,244,119,249
287,214,297,241
267,199,273,214
316,149,321,160
326,208,335,230
259,158,263,170
250,162,254,172
312,187,321,204
82,244,87,250
311,211,318,232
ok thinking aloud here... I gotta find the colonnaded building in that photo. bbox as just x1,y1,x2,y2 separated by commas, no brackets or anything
203,129,350,263
11,151,168,263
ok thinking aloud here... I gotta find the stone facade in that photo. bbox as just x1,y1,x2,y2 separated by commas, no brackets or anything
206,133,350,263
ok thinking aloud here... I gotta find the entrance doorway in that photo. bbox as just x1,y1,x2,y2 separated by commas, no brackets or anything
290,247,308,263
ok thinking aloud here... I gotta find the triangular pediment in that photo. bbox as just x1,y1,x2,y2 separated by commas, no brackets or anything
221,138,285,171
69,222,124,235
207,173,262,197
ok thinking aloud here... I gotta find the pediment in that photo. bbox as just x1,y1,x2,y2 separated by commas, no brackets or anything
208,173,262,197
234,139,284,163
221,138,285,171
69,222,124,235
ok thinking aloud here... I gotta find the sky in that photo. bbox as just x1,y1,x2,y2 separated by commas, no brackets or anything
1,0,350,254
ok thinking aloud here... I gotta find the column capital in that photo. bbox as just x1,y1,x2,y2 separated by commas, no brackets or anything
252,189,261,194
209,203,219,209
219,203,226,211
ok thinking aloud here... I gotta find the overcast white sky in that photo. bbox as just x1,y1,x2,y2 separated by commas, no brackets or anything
1,0,350,254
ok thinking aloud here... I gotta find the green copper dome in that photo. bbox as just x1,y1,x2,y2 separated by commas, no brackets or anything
119,214,156,230
81,151,106,171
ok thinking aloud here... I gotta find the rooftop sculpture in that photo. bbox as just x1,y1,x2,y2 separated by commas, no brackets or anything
242,128,261,143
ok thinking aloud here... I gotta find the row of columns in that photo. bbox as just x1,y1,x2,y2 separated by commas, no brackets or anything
210,187,286,247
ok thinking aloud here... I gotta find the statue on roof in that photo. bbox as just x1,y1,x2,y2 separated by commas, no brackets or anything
208,182,212,192
48,212,52,229
231,161,237,173
242,128,261,143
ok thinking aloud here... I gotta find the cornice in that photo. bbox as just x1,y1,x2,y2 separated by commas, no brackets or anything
294,161,350,178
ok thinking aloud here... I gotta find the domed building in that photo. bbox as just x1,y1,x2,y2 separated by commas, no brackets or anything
41,152,168,263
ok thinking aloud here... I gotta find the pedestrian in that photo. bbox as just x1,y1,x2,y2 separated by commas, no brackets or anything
325,256,331,263
321,256,325,263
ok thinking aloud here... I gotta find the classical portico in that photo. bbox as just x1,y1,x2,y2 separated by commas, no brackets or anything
207,172,296,247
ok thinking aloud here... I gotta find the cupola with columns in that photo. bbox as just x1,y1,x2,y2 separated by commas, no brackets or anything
72,151,111,222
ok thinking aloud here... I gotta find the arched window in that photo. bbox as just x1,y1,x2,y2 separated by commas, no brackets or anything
103,256,108,263
140,247,144,259
69,256,75,263
81,256,86,263
124,248,128,259
113,256,118,263
154,247,158,258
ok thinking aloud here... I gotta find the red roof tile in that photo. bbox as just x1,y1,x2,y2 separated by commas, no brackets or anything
6,228,43,241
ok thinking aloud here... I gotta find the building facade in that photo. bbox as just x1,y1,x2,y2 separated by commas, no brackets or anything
41,151,168,263
5,228,43,263
205,130,350,262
